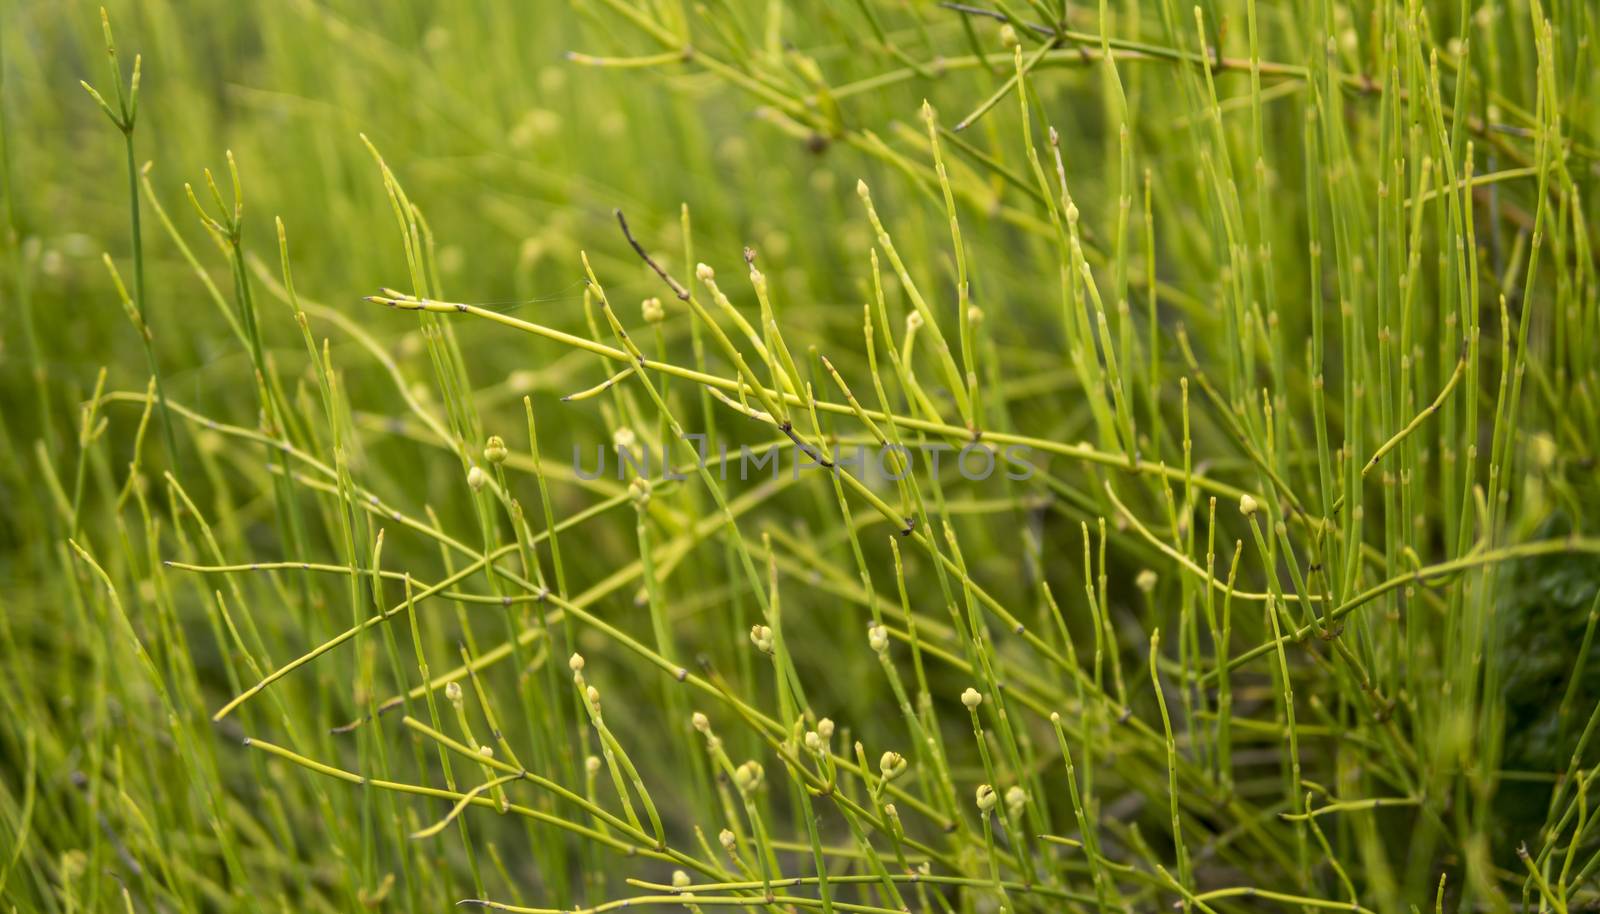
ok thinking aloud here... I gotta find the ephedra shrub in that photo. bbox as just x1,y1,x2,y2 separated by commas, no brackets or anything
3,1,1599,913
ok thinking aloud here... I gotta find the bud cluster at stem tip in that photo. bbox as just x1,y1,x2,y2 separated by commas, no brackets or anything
879,750,906,781
642,297,664,323
483,435,508,465
976,783,998,812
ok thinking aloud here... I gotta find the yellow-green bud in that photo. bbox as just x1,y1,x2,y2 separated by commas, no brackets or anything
467,465,488,492
733,760,764,792
1135,569,1158,593
642,297,665,324
975,783,998,812
483,435,508,465
879,750,907,781
1239,493,1260,516
750,624,774,654
629,476,652,508
961,687,983,709
59,850,88,881
1531,432,1557,469
1005,785,1028,815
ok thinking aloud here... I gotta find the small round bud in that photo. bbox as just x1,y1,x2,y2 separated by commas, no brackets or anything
883,803,899,824
479,745,495,759
642,297,665,324
905,311,924,331
1531,432,1557,470
629,476,652,508
1135,569,1158,593
612,426,637,450
672,870,691,889
1004,785,1028,814
1239,493,1259,517
966,305,984,326
961,687,983,709
585,685,600,708
867,623,889,653
804,730,824,753
999,24,1019,49
733,760,764,792
59,850,88,880
975,783,998,812
585,755,602,775
816,718,835,740
692,711,710,733
695,262,715,282
467,465,488,492
483,435,508,465
879,750,907,781
856,178,870,199
569,652,585,672
749,624,774,654
444,681,464,704
719,828,737,851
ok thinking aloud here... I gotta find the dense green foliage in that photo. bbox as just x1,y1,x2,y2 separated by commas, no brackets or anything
2,1,1599,912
